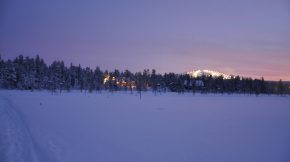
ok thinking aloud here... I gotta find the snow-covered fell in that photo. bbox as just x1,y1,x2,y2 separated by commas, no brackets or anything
187,69,232,79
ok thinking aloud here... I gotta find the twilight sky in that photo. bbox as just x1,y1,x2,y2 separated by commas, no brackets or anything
1,0,290,80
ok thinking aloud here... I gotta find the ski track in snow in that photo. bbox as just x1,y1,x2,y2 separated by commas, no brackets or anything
0,95,57,162
1,90,290,162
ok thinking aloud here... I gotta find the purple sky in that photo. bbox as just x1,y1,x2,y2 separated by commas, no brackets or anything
1,0,290,80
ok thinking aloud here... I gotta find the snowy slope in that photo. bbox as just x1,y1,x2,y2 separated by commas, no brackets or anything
0,91,290,162
187,70,232,79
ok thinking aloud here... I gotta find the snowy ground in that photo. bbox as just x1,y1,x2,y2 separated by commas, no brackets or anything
0,90,290,162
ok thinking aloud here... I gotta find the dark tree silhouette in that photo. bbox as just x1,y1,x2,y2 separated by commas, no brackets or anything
0,55,288,96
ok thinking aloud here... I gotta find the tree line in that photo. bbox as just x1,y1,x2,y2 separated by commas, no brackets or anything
0,55,289,95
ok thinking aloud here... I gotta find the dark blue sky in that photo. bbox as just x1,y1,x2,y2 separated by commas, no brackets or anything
1,0,290,80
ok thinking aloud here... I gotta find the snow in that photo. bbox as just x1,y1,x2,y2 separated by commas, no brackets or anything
187,69,231,79
1,90,290,162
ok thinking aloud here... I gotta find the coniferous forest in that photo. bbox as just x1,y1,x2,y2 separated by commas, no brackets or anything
0,55,289,95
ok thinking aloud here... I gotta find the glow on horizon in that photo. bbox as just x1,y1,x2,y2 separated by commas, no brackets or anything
0,0,289,81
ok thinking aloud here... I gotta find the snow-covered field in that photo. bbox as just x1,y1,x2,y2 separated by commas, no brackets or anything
0,90,290,162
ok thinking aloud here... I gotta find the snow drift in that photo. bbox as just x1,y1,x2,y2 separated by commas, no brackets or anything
0,90,290,162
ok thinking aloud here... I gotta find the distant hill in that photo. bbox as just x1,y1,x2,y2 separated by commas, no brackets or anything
187,70,232,79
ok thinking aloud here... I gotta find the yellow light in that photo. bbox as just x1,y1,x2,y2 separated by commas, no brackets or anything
103,75,110,84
